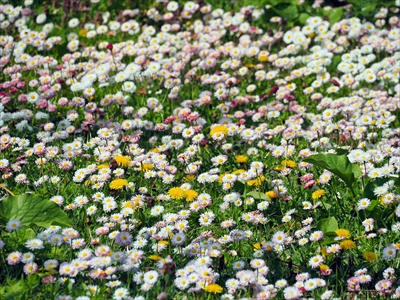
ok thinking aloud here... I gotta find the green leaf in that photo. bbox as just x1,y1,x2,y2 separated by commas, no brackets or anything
362,177,400,199
246,191,271,201
359,4,377,16
366,200,379,212
304,154,362,190
272,5,298,21
232,180,245,196
0,194,72,228
324,8,344,25
316,217,338,233
335,148,349,156
26,275,40,289
320,238,336,246
298,13,310,25
321,202,332,210
4,280,26,300
266,0,295,6
328,55,342,73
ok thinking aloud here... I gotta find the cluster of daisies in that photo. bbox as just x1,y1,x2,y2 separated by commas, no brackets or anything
0,0,400,299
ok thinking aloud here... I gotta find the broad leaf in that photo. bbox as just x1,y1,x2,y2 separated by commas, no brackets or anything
232,180,245,196
316,217,338,233
246,191,271,201
273,4,298,21
335,148,349,156
0,194,72,228
304,154,361,189
298,13,310,25
324,8,344,25
320,238,336,246
366,200,379,212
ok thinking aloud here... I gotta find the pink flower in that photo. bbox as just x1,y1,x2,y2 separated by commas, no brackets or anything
7,252,22,265
304,180,316,189
23,262,38,275
42,275,56,284
95,227,110,235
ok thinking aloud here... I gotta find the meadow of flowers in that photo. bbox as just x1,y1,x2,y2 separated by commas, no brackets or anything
0,0,399,299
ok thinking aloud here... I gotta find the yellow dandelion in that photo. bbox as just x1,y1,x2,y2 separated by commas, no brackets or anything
109,179,129,190
185,175,196,182
148,255,162,261
363,251,377,262
247,175,265,186
265,191,277,199
335,229,351,238
218,173,226,184
339,240,356,250
114,155,131,167
140,163,154,171
253,242,263,250
185,189,198,202
281,160,297,168
122,201,134,209
320,247,328,258
203,283,223,294
232,169,246,175
235,155,249,163
210,125,228,136
79,29,88,37
319,264,329,271
98,163,109,169
312,189,325,200
168,187,186,200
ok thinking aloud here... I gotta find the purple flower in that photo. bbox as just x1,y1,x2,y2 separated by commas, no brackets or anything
115,231,133,247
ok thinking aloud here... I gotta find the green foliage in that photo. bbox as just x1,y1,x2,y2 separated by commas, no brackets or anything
1,279,26,300
363,177,400,199
0,194,72,229
246,191,271,201
316,216,339,233
324,7,344,25
346,0,396,17
298,12,310,25
271,3,299,22
304,153,362,191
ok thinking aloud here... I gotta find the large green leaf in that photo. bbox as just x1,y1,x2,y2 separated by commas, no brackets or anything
266,0,296,6
346,0,395,17
0,194,72,228
272,4,298,21
246,191,271,202
304,154,362,189
298,13,310,25
324,8,344,25
316,217,338,233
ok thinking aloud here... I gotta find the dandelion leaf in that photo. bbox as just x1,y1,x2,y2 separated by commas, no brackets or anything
246,191,271,202
304,154,361,189
316,216,338,233
0,194,72,228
